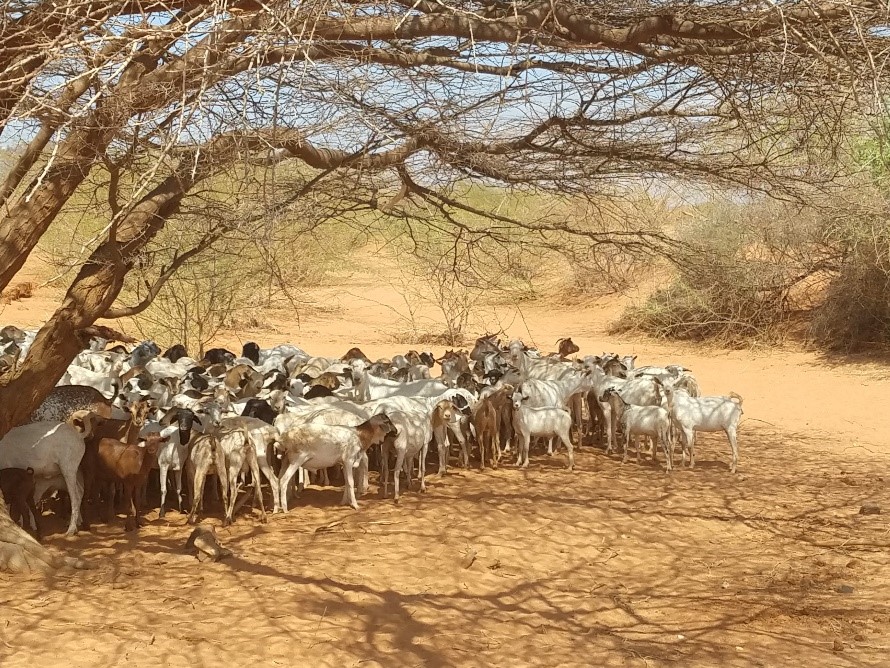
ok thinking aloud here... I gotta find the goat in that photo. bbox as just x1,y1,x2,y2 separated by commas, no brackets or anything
304,384,334,400
242,341,261,364
80,400,150,524
380,408,438,502
202,347,236,366
665,385,743,472
162,344,189,363
469,333,503,362
29,385,113,423
210,424,269,525
240,397,278,424
601,388,673,471
0,413,98,536
219,415,280,514
437,350,471,386
478,383,516,457
512,373,593,445
585,367,664,453
363,388,473,472
342,347,372,364
0,467,40,539
429,399,462,474
472,399,499,469
277,405,372,490
224,363,263,399
150,407,203,518
350,362,449,402
129,341,160,368
95,433,166,531
185,433,228,524
511,392,574,470
556,337,580,359
275,413,396,510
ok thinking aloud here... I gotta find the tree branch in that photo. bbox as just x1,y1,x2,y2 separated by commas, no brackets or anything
102,230,223,319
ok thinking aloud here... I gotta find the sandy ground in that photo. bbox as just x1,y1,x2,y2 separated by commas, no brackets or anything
1,257,889,666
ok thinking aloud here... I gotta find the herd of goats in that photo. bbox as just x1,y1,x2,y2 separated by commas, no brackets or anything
0,326,744,540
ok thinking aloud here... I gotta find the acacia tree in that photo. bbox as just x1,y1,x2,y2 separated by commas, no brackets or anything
0,0,888,568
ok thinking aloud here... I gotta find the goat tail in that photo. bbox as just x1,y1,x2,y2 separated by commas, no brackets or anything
728,391,743,406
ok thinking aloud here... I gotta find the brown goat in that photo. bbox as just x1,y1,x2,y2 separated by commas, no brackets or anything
310,371,341,390
80,401,150,527
0,467,40,540
342,347,372,364
482,384,516,461
556,337,580,359
472,401,499,470
355,414,398,451
224,364,263,399
95,432,166,531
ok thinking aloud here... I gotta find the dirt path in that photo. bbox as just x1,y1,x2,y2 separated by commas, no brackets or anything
2,433,888,667
1,258,889,666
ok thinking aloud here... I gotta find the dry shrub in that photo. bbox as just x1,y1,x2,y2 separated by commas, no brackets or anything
612,199,835,347
612,276,790,346
809,210,890,351
121,219,343,354
558,195,672,302
1,282,33,303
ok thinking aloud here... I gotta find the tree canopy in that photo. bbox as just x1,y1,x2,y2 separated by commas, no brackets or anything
0,0,888,434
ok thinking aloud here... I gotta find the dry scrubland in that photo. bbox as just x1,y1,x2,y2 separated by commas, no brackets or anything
1,240,889,667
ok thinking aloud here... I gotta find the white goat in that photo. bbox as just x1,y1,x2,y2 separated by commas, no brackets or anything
511,392,574,470
602,388,673,471
665,385,743,472
586,367,664,454
150,424,189,517
380,407,438,502
350,362,449,402
214,425,268,525
59,358,124,400
219,415,281,513
0,414,96,535
280,406,372,489
274,414,396,510
362,388,473,473
512,373,593,447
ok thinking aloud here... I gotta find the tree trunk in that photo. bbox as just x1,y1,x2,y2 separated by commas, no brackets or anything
0,169,197,571
0,168,194,438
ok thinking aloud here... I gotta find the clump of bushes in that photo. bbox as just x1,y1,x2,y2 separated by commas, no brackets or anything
612,201,822,346
612,194,890,351
809,212,890,352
